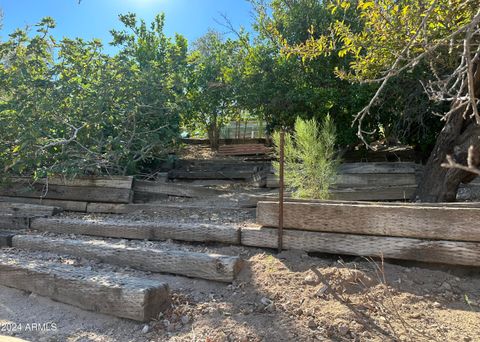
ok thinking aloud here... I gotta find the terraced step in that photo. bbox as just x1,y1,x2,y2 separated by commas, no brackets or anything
31,217,241,244
13,234,243,282
0,250,170,321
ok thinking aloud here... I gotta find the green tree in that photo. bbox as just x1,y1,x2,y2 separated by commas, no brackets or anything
238,0,373,146
284,0,480,202
185,30,242,149
273,116,339,199
0,14,187,178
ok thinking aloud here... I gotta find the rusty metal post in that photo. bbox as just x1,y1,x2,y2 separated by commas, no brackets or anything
278,130,285,252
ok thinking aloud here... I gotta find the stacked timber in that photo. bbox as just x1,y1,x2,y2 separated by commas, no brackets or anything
0,176,133,212
133,179,223,202
0,202,62,233
264,162,421,201
246,200,480,266
168,159,270,181
217,144,272,156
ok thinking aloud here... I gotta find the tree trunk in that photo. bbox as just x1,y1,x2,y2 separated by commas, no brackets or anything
414,63,480,202
207,121,220,151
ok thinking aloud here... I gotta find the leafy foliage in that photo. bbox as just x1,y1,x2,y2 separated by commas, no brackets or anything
273,116,340,199
184,30,245,149
0,14,187,177
282,0,478,145
237,0,375,146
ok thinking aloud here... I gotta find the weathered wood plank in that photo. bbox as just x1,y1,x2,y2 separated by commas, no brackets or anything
0,196,88,212
334,173,417,188
338,162,421,174
134,180,222,198
0,232,15,247
330,186,416,201
0,216,29,230
266,173,417,188
31,218,241,244
0,202,62,217
86,202,256,218
0,183,132,203
175,159,269,171
241,227,480,266
0,250,170,321
256,201,480,242
13,235,243,282
168,170,254,180
11,176,133,189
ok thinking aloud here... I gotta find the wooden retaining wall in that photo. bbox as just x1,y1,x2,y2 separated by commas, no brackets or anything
253,200,480,266
0,176,133,204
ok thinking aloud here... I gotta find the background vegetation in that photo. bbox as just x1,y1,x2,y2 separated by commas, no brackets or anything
1,0,478,203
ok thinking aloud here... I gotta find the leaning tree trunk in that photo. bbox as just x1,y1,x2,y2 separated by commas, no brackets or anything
414,63,480,202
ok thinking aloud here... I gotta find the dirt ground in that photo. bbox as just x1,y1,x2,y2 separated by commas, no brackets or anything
0,237,479,342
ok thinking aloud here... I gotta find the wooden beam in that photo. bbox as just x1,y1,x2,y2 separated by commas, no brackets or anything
0,232,15,248
256,201,480,242
168,170,254,180
134,180,223,198
11,176,133,189
0,183,132,203
0,202,62,217
266,174,417,188
0,216,29,230
338,162,421,174
31,218,241,244
0,250,170,322
241,227,480,266
0,196,87,212
13,235,243,282
86,202,256,217
330,186,416,201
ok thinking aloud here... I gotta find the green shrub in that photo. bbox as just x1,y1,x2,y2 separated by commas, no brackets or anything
273,116,339,199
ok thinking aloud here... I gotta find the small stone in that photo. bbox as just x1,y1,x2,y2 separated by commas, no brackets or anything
142,324,150,334
307,319,317,330
440,282,452,291
338,324,349,336
260,297,272,306
432,302,442,308
303,274,319,286
181,315,190,325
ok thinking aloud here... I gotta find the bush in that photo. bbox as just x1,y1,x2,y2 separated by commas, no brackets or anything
273,116,339,199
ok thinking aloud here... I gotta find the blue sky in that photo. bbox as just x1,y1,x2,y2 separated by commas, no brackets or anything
0,0,254,53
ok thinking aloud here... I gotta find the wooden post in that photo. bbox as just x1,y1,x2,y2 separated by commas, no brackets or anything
278,130,285,252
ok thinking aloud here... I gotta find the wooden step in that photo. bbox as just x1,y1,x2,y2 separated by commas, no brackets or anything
0,216,29,230
0,250,170,321
133,180,223,198
168,170,254,180
84,203,256,219
31,217,241,244
13,235,243,282
0,231,15,247
0,182,132,204
0,202,62,217
241,227,480,266
0,196,88,212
